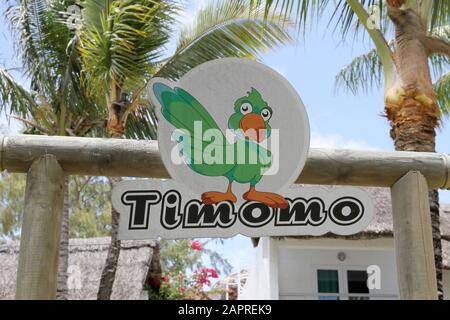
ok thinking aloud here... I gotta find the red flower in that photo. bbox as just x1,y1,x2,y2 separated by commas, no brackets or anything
191,241,203,251
180,287,186,294
200,267,219,279
161,275,170,283
209,268,219,279
193,267,218,290
149,276,160,288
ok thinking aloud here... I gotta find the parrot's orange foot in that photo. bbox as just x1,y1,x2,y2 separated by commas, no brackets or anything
243,188,289,209
201,191,237,205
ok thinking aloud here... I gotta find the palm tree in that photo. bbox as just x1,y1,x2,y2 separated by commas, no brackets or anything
1,0,107,299
1,0,293,300
255,0,449,298
76,0,294,299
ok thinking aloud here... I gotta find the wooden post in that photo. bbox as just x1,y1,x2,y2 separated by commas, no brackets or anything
15,155,65,300
391,171,438,300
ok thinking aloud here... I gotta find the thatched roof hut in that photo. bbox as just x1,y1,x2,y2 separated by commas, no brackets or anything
0,238,154,300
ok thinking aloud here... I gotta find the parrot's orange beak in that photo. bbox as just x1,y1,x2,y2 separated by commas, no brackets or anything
240,113,266,142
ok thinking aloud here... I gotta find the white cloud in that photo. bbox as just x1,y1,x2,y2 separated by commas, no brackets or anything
310,131,381,151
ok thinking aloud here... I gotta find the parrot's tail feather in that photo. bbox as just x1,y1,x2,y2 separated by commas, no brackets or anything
153,82,235,177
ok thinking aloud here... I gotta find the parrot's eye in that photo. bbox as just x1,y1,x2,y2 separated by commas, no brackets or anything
240,103,252,115
261,108,272,121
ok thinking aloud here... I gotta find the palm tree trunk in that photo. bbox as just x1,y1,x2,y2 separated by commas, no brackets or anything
97,176,122,300
386,3,443,299
144,241,162,299
105,92,165,299
56,177,70,300
97,94,126,300
429,189,442,299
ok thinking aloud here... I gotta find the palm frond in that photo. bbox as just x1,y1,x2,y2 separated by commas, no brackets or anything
155,0,294,80
5,0,60,99
336,33,449,96
6,0,107,132
125,0,295,141
429,25,450,79
329,0,390,41
430,0,450,31
259,0,448,39
79,0,110,31
435,72,449,115
118,82,158,140
256,0,391,40
430,23,450,39
126,108,158,140
78,0,177,98
256,0,395,82
0,66,37,117
335,43,390,94
430,54,449,80
250,0,327,33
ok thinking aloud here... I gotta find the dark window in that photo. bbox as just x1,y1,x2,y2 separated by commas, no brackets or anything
317,269,339,300
347,270,369,300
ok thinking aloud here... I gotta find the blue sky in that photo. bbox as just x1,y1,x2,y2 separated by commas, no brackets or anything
1,0,449,275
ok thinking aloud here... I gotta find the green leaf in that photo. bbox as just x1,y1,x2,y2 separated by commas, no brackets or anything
430,0,450,31
435,71,449,116
0,66,37,116
4,0,106,136
126,0,294,140
78,0,177,98
155,0,294,80
335,40,395,94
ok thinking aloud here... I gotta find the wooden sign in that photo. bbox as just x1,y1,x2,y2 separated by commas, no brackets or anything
114,179,372,239
114,58,374,240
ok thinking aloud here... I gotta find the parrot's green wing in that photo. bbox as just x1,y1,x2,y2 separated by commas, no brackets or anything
153,82,235,177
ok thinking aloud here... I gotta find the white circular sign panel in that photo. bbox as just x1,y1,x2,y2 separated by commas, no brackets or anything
150,58,310,205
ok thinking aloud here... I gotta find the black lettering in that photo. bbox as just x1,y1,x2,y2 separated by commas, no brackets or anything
122,191,161,230
329,197,364,226
161,190,182,230
276,198,326,226
239,202,273,227
183,201,236,228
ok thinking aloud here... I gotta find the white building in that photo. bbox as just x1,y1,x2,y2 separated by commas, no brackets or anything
241,188,450,300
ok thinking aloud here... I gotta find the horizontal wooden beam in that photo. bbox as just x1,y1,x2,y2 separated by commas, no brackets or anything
1,134,449,189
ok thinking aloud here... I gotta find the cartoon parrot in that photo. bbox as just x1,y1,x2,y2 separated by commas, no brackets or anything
153,83,288,209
